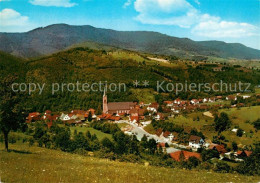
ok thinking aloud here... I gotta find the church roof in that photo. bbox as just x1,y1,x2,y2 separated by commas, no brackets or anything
108,102,135,111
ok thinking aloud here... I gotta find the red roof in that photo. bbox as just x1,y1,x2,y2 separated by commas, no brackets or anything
29,112,40,117
26,112,41,123
149,102,159,109
129,108,139,115
237,150,252,157
163,131,171,138
155,128,163,137
45,110,52,114
68,113,74,117
99,113,120,121
189,135,202,144
180,101,187,105
157,143,165,148
109,116,121,121
130,116,139,122
170,151,201,161
209,144,227,154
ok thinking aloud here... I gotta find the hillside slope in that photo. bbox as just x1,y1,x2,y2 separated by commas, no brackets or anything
0,24,259,59
1,48,259,112
0,143,259,183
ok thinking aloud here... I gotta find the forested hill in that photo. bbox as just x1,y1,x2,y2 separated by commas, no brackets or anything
1,47,260,112
0,24,259,59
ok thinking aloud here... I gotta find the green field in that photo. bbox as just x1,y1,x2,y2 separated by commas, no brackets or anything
218,106,260,146
130,88,156,103
145,106,260,148
0,143,259,183
117,123,129,129
69,126,113,140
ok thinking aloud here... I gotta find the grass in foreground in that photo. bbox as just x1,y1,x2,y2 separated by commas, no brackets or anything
0,143,259,183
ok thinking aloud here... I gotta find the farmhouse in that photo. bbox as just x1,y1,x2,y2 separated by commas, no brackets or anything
26,112,41,123
147,102,159,113
190,99,199,105
188,135,205,149
209,144,227,154
236,150,252,158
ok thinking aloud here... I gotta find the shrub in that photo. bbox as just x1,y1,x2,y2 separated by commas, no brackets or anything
253,119,260,130
187,156,201,168
120,154,140,163
29,137,35,146
73,148,88,156
198,161,213,170
8,134,17,144
38,139,43,147
214,161,231,173
236,128,243,137
232,142,238,151
22,137,28,143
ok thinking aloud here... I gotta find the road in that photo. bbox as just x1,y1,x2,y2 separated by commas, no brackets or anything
117,120,187,152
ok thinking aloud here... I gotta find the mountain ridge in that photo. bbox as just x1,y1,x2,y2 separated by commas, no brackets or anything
0,23,259,59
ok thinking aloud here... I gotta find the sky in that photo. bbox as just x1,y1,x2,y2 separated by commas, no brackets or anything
0,0,259,49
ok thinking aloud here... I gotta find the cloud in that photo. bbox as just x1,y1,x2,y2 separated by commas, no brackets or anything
29,0,77,7
194,0,200,5
134,0,215,28
0,9,29,26
123,0,132,8
192,20,259,38
132,0,258,38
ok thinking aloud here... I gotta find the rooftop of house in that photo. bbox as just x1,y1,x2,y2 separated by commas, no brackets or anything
155,128,163,137
170,151,201,161
209,144,227,154
189,135,203,144
237,150,252,157
163,131,171,138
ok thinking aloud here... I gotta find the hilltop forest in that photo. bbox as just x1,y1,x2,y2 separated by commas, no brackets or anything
0,47,260,113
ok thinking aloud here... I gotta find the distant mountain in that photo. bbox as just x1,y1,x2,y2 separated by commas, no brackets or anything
0,24,259,59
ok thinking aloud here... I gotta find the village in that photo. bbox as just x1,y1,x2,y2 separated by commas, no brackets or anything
25,90,260,163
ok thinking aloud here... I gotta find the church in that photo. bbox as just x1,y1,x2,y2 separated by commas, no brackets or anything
103,90,135,115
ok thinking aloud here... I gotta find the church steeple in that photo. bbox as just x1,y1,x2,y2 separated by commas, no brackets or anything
103,88,108,114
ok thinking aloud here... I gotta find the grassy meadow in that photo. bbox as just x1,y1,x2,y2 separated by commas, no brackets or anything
69,126,113,141
145,106,260,148
0,143,259,183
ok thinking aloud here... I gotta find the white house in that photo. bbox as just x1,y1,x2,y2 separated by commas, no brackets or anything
190,99,199,105
60,113,71,121
242,95,250,99
203,98,208,103
174,98,181,105
171,107,180,113
163,131,174,142
226,95,237,101
60,113,78,121
208,97,216,103
188,135,205,149
154,113,164,121
147,107,157,113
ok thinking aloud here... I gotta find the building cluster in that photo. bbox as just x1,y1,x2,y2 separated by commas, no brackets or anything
26,91,256,163
157,132,252,162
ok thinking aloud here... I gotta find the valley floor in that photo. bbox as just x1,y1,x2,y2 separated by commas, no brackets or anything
0,143,259,183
